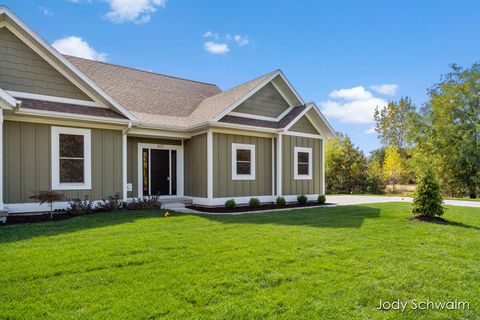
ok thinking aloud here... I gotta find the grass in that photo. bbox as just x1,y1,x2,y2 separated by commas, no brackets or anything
1,203,479,319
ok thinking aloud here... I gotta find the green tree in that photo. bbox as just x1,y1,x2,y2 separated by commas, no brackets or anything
412,166,444,217
374,97,416,149
366,159,385,194
383,146,404,191
325,133,368,194
411,63,480,198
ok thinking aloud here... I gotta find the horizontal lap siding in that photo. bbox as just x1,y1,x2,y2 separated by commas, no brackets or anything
3,121,122,203
213,133,272,198
0,28,91,100
184,134,207,198
282,135,323,196
126,137,182,198
233,83,290,118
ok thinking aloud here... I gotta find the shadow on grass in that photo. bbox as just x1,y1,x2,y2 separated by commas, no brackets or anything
194,205,381,229
431,219,480,231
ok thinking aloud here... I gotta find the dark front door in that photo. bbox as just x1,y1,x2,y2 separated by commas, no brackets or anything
150,149,170,196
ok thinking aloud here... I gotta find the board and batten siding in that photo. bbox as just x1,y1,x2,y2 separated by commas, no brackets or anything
233,83,290,118
282,135,323,196
0,27,91,101
126,136,182,198
184,133,207,198
213,133,273,198
288,115,319,135
3,120,122,203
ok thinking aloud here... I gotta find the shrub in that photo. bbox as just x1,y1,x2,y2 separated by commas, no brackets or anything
412,166,444,217
249,197,260,207
67,198,95,215
317,194,326,204
297,194,308,205
225,199,236,209
276,196,286,206
96,193,123,212
30,191,64,218
126,196,162,210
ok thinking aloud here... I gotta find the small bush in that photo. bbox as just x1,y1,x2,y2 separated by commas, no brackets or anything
276,196,286,206
297,194,308,205
96,193,123,212
249,197,260,207
317,194,326,204
412,167,444,217
30,191,64,217
225,199,236,209
126,196,162,210
67,198,95,215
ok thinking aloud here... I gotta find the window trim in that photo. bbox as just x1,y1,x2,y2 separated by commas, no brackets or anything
232,143,256,180
51,126,92,190
294,146,313,180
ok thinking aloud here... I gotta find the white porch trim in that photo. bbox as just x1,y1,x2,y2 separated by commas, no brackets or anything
207,131,213,200
0,110,3,210
276,133,283,196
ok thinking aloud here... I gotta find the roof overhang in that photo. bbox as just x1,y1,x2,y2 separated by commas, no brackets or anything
282,102,336,139
0,87,19,110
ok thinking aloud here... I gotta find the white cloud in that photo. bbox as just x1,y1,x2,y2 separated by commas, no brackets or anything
203,31,219,39
38,6,54,16
319,86,387,124
52,36,107,62
364,126,376,134
370,84,399,95
105,0,166,23
204,41,230,54
233,35,249,46
329,86,373,100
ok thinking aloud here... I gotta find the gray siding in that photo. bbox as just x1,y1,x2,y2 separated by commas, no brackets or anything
282,135,323,196
3,120,122,203
289,115,319,135
0,27,91,100
213,133,273,198
233,83,290,118
184,134,207,198
126,136,182,198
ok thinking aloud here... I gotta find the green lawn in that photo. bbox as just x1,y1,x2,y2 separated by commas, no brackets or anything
1,204,479,319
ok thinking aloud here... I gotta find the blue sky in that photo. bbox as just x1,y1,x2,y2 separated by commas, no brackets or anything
4,0,480,153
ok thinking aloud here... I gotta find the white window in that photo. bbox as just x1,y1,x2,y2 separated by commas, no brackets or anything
294,147,312,180
51,126,92,190
232,143,256,180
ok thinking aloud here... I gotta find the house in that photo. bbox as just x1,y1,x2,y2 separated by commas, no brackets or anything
0,6,335,213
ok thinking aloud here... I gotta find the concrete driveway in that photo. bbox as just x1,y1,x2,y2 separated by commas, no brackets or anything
328,195,480,208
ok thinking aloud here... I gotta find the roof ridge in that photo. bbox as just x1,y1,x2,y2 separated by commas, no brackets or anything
63,55,220,88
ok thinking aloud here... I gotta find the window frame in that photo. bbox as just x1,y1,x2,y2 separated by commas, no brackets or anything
231,143,256,180
51,126,92,190
294,146,313,180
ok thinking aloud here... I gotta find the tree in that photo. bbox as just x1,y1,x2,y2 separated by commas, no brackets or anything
325,133,368,193
411,63,480,198
30,191,64,218
366,159,385,194
383,146,404,191
412,166,444,217
374,97,416,149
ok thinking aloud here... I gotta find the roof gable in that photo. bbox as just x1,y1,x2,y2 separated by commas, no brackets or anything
232,82,290,118
288,115,319,135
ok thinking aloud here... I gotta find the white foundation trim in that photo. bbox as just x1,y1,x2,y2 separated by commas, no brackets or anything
188,194,321,206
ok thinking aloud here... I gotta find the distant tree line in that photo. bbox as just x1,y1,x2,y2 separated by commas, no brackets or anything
325,63,480,198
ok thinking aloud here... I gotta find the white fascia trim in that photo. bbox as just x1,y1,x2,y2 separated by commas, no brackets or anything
15,108,131,125
212,70,282,122
307,102,337,139
0,7,137,121
0,88,18,109
228,105,294,122
294,147,313,180
51,126,92,190
232,143,256,180
270,80,294,108
283,103,313,131
6,90,102,108
128,127,191,139
282,131,323,139
206,121,278,134
275,71,305,107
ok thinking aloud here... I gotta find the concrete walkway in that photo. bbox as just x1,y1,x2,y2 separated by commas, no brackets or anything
327,195,480,208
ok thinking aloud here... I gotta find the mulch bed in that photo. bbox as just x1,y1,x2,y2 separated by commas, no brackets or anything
187,202,332,213
408,215,448,223
6,211,88,225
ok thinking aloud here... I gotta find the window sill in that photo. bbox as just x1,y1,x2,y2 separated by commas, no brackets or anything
52,184,92,190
